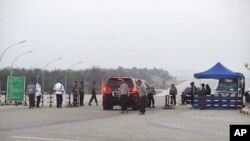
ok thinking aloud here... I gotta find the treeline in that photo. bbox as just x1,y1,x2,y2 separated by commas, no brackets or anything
0,66,172,93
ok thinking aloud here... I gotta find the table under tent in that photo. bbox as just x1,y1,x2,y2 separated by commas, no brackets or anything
193,62,245,109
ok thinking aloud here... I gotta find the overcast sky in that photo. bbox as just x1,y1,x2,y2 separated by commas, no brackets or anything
0,0,250,73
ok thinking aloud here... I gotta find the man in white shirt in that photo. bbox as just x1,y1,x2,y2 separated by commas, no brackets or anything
136,80,146,115
35,80,42,108
119,79,129,113
53,79,65,108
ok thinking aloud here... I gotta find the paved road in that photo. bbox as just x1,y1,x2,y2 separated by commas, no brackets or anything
1,81,249,141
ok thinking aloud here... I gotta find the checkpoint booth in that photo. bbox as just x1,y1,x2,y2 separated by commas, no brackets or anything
193,62,245,109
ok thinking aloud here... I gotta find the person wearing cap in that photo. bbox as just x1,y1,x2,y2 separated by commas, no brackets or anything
136,80,147,115
88,81,98,106
119,79,129,113
53,79,65,108
35,80,42,108
190,82,197,109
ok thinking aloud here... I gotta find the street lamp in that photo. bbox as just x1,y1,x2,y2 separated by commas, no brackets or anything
42,57,63,107
0,40,27,65
84,69,92,95
10,50,33,76
64,61,83,93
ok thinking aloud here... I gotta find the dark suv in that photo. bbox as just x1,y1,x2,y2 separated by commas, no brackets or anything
102,77,139,110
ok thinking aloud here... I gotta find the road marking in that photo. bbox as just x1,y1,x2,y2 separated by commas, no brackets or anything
12,136,79,141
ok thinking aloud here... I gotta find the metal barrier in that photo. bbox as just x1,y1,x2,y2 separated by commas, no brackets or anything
162,94,174,109
0,93,81,107
65,93,80,107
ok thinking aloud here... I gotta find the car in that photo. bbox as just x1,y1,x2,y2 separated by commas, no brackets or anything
181,87,200,104
102,76,139,110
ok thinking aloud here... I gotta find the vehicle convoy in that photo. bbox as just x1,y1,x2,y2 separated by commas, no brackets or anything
102,77,139,110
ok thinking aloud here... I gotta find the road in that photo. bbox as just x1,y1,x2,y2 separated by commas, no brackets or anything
0,81,249,141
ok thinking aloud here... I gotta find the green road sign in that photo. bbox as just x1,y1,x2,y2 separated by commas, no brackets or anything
7,76,25,101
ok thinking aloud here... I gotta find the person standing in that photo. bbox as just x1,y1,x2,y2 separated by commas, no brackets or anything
53,79,65,108
79,81,85,106
169,84,177,106
190,82,197,109
205,84,211,95
72,81,79,107
136,80,147,115
89,81,98,106
119,79,129,113
26,80,36,108
35,80,42,108
199,83,206,110
147,87,156,108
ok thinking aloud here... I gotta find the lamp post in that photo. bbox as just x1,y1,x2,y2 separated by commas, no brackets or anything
10,50,33,76
42,57,63,107
64,61,83,94
0,40,27,65
84,69,92,95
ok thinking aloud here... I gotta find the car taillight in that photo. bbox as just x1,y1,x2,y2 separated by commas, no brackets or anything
103,86,111,94
129,87,137,93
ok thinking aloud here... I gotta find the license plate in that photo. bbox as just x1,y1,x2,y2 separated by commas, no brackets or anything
112,92,120,97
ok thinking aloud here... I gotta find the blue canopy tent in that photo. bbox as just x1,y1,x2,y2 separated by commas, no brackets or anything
193,62,245,109
194,62,241,79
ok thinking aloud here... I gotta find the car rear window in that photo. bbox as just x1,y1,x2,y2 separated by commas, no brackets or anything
184,87,191,92
107,78,134,88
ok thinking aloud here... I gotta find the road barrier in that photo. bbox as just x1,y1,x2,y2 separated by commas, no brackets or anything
162,94,174,109
193,95,242,109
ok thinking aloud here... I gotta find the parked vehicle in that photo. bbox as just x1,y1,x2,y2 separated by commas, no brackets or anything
102,77,139,110
181,87,200,104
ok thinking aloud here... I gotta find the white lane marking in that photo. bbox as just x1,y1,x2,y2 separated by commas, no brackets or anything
12,136,79,141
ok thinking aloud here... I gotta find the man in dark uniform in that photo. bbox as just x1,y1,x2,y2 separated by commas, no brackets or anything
79,81,85,106
88,81,98,106
190,82,197,109
147,87,156,108
199,83,206,110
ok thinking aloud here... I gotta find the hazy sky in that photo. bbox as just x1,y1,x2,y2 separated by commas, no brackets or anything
0,0,250,73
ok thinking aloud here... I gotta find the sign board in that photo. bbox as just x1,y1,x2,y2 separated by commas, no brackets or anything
7,76,25,101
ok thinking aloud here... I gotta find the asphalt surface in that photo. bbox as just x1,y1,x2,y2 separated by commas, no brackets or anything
1,81,249,141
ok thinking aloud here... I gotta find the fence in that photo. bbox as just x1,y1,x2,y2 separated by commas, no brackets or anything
193,94,242,109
